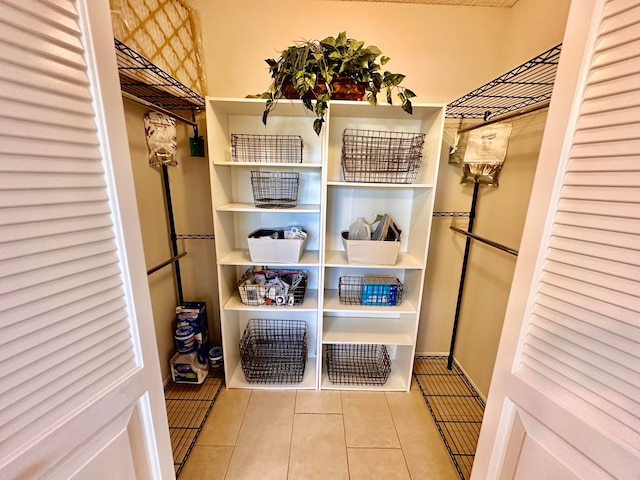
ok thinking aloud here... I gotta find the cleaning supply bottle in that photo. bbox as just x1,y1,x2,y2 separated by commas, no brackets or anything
348,217,371,240
171,325,208,384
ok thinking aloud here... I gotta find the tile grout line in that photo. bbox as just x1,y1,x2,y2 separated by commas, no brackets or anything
223,389,253,479
384,391,414,479
339,391,352,479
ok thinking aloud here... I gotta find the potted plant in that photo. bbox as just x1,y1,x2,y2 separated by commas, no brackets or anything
249,32,416,135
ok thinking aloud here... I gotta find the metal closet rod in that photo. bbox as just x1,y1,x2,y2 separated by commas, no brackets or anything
457,100,550,134
147,251,187,275
121,91,197,127
450,226,519,256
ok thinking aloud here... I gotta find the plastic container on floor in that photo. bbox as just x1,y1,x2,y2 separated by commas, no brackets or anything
208,346,223,369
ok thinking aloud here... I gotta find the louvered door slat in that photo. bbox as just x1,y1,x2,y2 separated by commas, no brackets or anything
563,171,640,187
0,173,105,191
533,303,639,359
520,350,639,428
0,297,126,360
604,0,639,17
537,283,637,326
1,266,122,312
0,340,136,445
558,198,640,218
0,17,83,62
0,74,93,112
0,136,101,158
41,0,79,17
555,211,640,234
1,241,116,279
3,255,121,299
0,189,108,208
0,43,87,87
0,315,130,399
0,203,111,226
528,323,640,390
580,91,640,116
0,118,99,145
519,0,640,446
573,123,640,144
541,271,639,312
1,98,97,130
0,291,126,356
4,260,122,297
577,104,640,129
546,249,640,282
4,0,80,36
0,1,170,475
549,235,640,266
552,224,638,251
0,155,104,174
571,137,640,157
601,1,640,29
0,228,115,261
0,216,113,244
560,185,640,202
597,31,640,59
564,156,638,171
544,259,639,294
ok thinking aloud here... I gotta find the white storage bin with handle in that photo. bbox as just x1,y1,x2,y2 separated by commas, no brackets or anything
247,227,307,263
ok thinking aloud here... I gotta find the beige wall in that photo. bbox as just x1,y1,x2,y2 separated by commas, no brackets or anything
192,0,568,103
194,0,510,102
123,101,218,381
120,0,569,388
438,111,548,396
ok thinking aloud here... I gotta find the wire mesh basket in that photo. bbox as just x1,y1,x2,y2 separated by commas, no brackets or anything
250,171,299,208
231,134,303,163
240,319,308,384
238,268,308,306
338,275,403,306
341,129,425,183
325,344,391,385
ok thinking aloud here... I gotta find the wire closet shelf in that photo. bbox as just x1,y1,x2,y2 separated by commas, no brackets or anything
445,44,561,121
115,38,205,112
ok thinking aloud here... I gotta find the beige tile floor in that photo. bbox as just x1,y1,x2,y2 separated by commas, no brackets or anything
179,380,459,480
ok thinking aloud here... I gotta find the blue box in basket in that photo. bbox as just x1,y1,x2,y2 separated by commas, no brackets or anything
361,277,400,306
176,302,210,365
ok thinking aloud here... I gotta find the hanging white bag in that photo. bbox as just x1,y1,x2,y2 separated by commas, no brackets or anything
460,123,512,186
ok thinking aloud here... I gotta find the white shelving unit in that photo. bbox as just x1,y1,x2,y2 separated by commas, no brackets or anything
207,97,444,391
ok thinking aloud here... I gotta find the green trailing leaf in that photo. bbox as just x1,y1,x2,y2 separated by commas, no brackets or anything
255,32,416,135
402,99,413,115
313,118,324,136
404,88,416,99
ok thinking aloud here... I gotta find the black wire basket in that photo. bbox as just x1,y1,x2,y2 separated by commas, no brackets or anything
250,171,300,208
325,343,391,385
237,268,308,306
231,134,303,163
341,129,425,183
240,319,308,384
338,275,403,306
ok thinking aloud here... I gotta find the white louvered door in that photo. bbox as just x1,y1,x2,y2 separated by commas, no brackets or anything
472,0,640,479
0,0,173,479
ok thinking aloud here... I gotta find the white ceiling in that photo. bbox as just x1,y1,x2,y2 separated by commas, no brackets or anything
334,0,519,6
